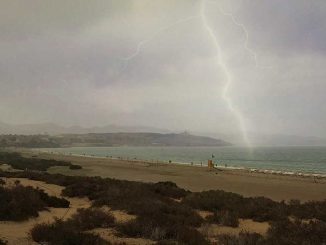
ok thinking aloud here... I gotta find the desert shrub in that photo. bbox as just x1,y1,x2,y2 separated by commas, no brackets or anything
156,241,178,245
117,218,149,238
0,238,7,245
218,219,326,245
62,177,113,199
207,210,239,227
0,152,71,171
66,177,205,243
0,184,69,221
0,185,43,220
68,208,115,230
125,198,203,227
182,190,288,222
61,177,198,229
31,219,108,245
218,234,239,245
182,190,244,212
242,197,288,222
150,181,188,199
31,208,117,245
69,164,82,170
289,199,326,221
265,218,326,245
116,199,203,242
218,232,264,245
3,170,326,243
37,188,70,208
118,218,209,244
175,226,210,245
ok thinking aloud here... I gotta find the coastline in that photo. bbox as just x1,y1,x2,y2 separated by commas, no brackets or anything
33,148,326,179
20,150,326,202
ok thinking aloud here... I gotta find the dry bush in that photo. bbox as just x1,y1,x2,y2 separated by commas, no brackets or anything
0,238,7,245
31,219,108,245
218,232,264,245
0,185,69,221
69,164,82,170
182,190,288,222
2,170,326,244
206,210,239,227
266,218,326,245
68,208,115,230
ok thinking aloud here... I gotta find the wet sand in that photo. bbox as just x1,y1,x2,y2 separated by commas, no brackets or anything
29,152,326,202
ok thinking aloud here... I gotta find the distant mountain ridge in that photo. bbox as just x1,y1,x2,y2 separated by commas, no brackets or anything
1,121,325,146
0,122,170,135
0,132,230,148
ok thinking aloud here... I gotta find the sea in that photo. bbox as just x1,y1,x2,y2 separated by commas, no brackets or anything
38,146,326,176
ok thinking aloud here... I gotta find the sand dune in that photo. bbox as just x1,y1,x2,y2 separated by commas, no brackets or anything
0,178,90,245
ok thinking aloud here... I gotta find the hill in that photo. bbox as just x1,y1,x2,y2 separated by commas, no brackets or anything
0,121,169,135
0,132,230,148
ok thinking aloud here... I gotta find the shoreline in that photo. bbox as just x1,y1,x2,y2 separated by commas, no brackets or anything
19,150,326,202
34,149,326,179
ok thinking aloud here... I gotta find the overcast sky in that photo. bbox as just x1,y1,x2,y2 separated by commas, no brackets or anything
0,0,325,139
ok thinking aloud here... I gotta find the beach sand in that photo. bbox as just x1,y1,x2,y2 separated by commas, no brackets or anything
29,152,326,202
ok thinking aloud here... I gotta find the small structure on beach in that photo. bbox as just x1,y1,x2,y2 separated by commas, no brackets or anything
208,160,214,170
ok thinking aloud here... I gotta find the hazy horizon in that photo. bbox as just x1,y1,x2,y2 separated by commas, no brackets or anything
1,120,326,148
1,0,325,143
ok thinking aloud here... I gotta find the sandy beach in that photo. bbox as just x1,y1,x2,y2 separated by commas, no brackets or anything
26,152,326,202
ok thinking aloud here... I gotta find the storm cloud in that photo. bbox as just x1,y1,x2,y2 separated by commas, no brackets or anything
0,0,325,140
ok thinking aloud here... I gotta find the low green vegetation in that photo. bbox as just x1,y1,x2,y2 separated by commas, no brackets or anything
1,169,326,244
0,152,82,171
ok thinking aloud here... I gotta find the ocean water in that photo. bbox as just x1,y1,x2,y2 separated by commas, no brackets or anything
40,146,326,175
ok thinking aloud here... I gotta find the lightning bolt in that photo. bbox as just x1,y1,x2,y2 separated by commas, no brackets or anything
209,0,270,69
200,0,251,147
122,15,199,63
218,6,258,68
121,1,252,147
